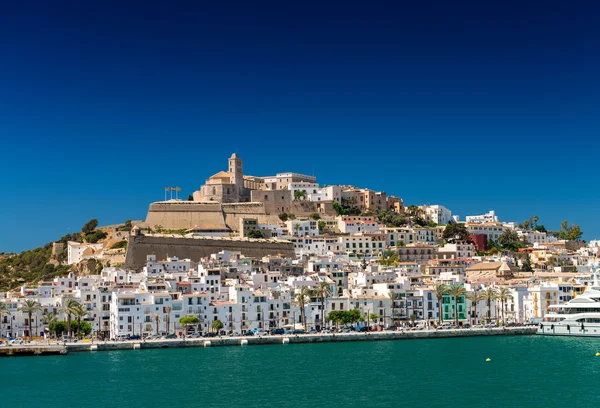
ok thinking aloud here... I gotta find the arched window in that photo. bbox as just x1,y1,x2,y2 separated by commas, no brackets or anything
212,187,216,195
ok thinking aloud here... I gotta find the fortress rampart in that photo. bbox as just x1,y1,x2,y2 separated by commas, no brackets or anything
124,234,295,270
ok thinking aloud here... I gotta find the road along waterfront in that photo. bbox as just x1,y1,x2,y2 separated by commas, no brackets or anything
0,326,536,356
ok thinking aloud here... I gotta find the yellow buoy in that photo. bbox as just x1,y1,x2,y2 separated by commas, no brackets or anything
486,358,491,362
595,352,600,357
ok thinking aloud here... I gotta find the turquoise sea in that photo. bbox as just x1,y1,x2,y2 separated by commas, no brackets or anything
4,336,600,408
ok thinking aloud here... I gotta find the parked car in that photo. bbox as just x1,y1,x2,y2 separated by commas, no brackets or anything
485,323,498,328
462,324,471,329
437,324,454,330
242,330,254,336
8,338,25,345
254,330,269,336
339,327,352,333
203,332,216,338
358,326,371,332
288,329,305,334
385,325,398,331
320,329,332,334
127,335,141,341
165,334,178,339
472,324,484,329
61,336,77,343
188,333,201,338
270,328,285,335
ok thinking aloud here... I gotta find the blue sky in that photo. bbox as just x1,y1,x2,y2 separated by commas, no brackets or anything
1,1,599,252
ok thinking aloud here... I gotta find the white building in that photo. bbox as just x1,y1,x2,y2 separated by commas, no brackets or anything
67,241,104,265
466,210,499,224
421,205,453,225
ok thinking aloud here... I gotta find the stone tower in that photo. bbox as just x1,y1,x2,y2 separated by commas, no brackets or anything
229,153,243,198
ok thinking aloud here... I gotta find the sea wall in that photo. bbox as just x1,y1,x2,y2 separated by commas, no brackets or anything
124,234,295,270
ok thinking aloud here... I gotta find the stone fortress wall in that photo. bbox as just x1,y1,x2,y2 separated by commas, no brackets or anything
124,234,295,270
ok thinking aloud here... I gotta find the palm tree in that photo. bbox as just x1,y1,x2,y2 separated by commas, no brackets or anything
165,306,172,334
388,292,399,326
71,303,89,339
448,285,467,326
19,300,42,341
314,282,331,330
295,286,310,331
42,311,58,338
61,298,81,337
466,291,483,325
0,302,11,338
484,287,498,323
433,284,448,325
498,287,513,324
152,313,161,335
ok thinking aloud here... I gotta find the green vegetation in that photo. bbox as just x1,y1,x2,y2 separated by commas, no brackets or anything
48,320,92,337
555,220,583,241
326,309,363,327
293,190,307,201
20,299,42,340
332,202,361,216
318,220,326,234
110,240,128,250
246,229,265,239
310,212,320,220
211,319,224,333
376,210,409,227
153,225,188,235
116,220,133,232
442,223,472,243
278,213,289,222
179,315,200,333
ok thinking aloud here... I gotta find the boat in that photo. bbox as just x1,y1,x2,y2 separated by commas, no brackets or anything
537,262,600,337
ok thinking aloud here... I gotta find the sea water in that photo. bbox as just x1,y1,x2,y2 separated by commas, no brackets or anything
3,336,600,408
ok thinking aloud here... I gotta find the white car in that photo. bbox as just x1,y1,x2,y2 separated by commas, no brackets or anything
254,331,269,336
8,338,25,345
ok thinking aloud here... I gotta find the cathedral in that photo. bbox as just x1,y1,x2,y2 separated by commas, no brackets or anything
192,154,250,203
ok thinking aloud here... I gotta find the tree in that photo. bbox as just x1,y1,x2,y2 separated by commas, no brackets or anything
388,292,399,326
69,320,92,336
557,220,583,241
42,311,58,331
433,284,448,324
484,287,498,322
152,313,161,335
498,230,520,247
179,315,200,334
212,319,224,333
71,303,89,339
310,212,320,220
82,219,99,234
293,190,306,201
369,312,379,327
521,253,533,272
165,306,172,334
442,223,472,243
498,287,513,323
295,286,310,331
466,291,484,325
48,321,68,337
409,314,417,327
448,285,467,326
318,220,326,234
278,213,289,222
62,298,81,337
0,302,11,338
313,282,331,330
246,229,264,239
20,299,42,341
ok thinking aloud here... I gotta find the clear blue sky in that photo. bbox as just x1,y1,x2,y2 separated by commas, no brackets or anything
1,0,598,253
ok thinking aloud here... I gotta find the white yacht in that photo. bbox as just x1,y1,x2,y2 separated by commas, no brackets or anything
538,265,600,337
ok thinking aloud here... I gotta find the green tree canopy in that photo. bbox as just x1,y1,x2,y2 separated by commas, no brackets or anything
246,229,265,239
82,219,99,234
211,319,224,332
442,223,472,242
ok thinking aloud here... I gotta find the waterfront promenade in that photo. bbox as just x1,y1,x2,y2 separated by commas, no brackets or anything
0,326,536,356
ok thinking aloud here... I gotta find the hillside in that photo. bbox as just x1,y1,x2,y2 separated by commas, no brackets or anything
0,219,135,292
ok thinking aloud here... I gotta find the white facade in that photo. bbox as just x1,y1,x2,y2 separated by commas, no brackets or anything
67,241,104,265
466,210,499,224
421,205,453,225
